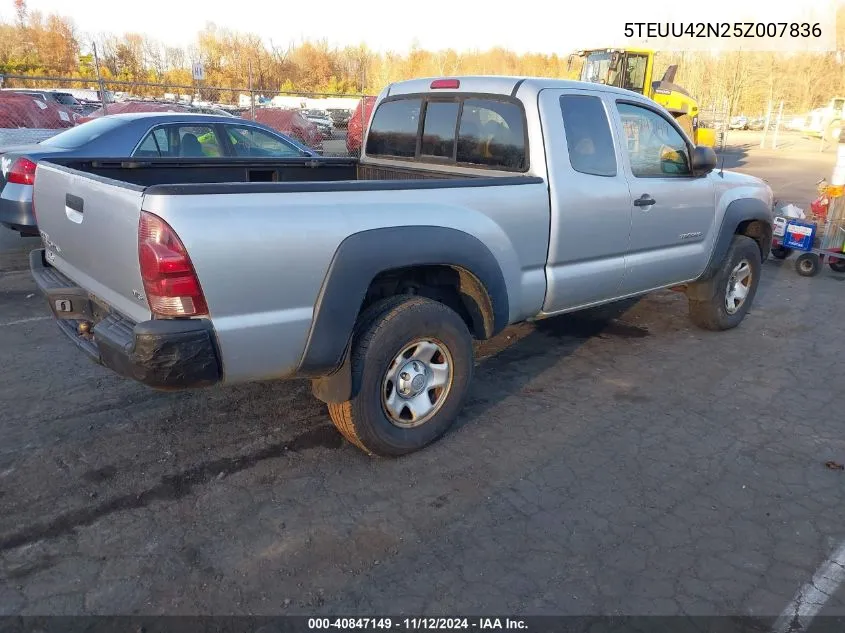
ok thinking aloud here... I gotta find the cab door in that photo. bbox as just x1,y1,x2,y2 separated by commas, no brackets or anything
610,99,716,293
539,88,633,314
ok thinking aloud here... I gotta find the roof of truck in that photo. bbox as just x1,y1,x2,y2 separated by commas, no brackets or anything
385,76,644,101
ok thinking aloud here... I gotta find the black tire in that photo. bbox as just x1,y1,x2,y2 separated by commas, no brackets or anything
770,245,791,260
795,253,821,277
830,257,845,273
688,235,762,331
327,296,474,457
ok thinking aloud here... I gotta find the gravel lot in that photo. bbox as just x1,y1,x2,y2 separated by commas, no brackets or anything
2,131,845,623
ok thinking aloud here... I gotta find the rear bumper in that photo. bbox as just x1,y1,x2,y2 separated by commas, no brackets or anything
0,183,36,233
30,249,221,389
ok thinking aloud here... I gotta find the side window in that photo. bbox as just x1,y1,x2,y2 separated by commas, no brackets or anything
622,55,648,93
172,125,223,157
560,95,617,177
134,128,171,157
152,129,169,155
456,99,526,170
134,133,160,157
420,101,459,158
366,99,422,158
617,103,691,177
226,126,303,157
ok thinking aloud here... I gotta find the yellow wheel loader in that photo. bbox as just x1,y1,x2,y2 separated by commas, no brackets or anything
570,48,717,148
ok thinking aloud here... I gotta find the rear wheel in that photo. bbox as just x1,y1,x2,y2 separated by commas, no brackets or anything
328,296,474,457
829,257,845,273
770,245,791,260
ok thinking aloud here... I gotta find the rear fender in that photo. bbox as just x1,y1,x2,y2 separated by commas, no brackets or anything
303,226,509,404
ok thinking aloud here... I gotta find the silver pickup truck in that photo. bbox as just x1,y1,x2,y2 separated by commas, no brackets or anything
31,76,773,457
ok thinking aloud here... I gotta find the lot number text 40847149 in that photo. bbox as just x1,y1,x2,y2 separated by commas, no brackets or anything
307,618,528,630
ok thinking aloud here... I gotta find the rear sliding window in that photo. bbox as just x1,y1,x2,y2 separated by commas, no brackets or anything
366,95,527,171
560,95,617,177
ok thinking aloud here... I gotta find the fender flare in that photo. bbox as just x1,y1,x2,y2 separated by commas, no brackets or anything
302,226,510,402
688,197,773,299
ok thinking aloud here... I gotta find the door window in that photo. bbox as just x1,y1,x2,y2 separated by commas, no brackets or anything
177,126,223,157
617,103,691,177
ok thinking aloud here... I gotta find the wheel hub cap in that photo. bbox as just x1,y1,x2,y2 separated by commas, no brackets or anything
397,361,428,397
382,339,453,428
725,259,752,315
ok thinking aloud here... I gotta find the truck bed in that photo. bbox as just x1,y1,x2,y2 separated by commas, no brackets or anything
42,157,487,191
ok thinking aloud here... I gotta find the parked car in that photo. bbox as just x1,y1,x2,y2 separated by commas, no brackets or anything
0,88,85,112
346,96,376,155
30,76,773,457
729,115,749,130
787,115,807,131
750,118,776,131
0,112,316,235
190,106,238,117
301,109,335,139
245,108,323,152
327,108,352,128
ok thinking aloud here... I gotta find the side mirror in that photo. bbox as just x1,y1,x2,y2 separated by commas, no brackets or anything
691,145,717,175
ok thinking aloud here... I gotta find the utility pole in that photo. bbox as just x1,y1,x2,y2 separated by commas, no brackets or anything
771,100,784,149
249,59,255,120
92,42,107,115
760,100,772,149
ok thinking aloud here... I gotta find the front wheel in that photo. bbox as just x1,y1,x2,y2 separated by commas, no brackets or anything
328,296,474,457
687,235,762,331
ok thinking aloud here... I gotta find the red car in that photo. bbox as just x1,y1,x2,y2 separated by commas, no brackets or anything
0,91,81,129
346,96,376,155
245,108,323,152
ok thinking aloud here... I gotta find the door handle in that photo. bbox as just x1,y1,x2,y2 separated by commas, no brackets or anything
634,194,656,207
65,193,84,224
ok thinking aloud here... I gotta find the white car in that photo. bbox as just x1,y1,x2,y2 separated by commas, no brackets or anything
301,109,335,138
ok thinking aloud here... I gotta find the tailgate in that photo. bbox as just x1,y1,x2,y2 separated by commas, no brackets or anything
34,162,151,324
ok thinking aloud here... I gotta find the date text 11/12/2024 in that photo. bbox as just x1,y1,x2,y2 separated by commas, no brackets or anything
307,618,528,630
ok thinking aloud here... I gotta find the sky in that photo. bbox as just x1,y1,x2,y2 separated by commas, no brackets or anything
0,0,840,54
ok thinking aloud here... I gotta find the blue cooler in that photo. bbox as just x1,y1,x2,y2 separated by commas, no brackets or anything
782,220,817,251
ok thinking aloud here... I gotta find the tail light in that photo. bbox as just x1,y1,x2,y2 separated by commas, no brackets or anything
7,157,37,185
138,211,208,318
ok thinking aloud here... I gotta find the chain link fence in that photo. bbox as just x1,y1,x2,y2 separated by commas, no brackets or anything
0,74,375,157
700,98,834,152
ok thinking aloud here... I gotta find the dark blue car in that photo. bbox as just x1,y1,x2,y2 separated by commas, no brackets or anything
0,112,318,235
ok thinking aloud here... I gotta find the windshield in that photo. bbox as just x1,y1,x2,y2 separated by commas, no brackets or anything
581,52,648,93
39,117,124,149
52,93,79,106
581,52,613,84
